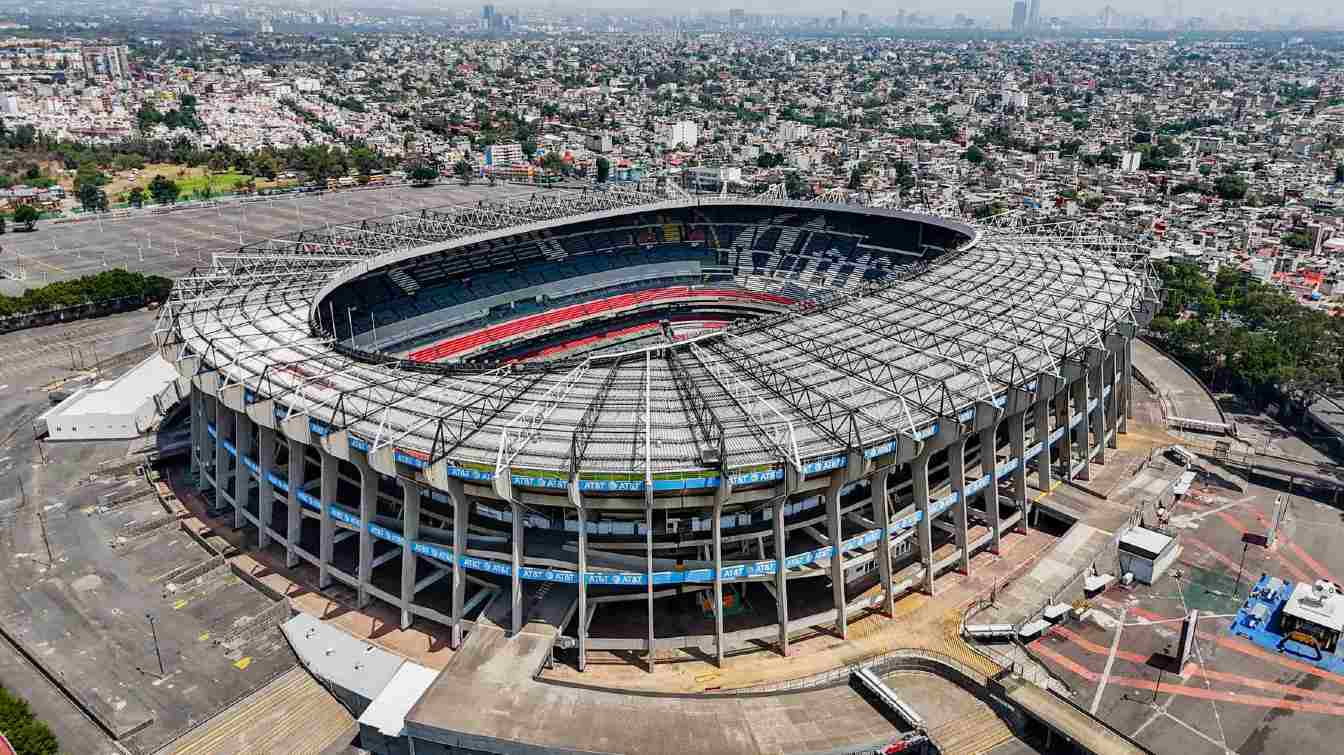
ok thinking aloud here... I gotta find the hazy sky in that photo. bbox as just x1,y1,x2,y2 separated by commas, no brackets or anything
525,0,1341,20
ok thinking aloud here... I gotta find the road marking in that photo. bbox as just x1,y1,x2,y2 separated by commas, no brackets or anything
1091,608,1126,714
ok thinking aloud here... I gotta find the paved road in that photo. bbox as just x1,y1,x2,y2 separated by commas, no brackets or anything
1131,339,1224,426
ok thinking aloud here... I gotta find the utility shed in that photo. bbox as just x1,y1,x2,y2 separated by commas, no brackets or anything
1282,580,1344,653
35,353,181,440
1117,526,1179,585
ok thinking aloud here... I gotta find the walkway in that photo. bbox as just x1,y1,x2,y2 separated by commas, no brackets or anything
1131,340,1224,427
164,667,356,755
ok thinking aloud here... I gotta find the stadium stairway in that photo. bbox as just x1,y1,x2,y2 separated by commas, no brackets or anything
928,708,1016,755
164,666,356,755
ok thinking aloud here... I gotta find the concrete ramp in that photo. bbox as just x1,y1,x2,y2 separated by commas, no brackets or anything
975,523,1114,626
999,675,1150,755
164,667,356,755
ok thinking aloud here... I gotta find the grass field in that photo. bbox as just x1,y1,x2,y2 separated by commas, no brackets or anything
77,163,297,201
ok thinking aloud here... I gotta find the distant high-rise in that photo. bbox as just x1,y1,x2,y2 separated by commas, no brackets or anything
729,8,745,27
1027,0,1041,28
1011,0,1028,31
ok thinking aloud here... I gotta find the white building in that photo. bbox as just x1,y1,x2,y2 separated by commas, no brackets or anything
1282,580,1344,653
484,143,525,167
294,76,322,93
1121,150,1143,173
36,354,184,441
661,120,698,149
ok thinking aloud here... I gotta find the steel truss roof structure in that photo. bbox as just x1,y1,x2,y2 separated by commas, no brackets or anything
158,191,1159,493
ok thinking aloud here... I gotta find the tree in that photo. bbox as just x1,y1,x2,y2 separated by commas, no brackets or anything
0,216,6,234
77,183,108,213
0,684,59,755
1214,174,1248,201
784,171,807,199
127,186,146,208
12,203,39,231
148,174,180,205
962,145,986,164
454,160,473,185
408,164,437,187
1335,162,1344,184
595,156,610,184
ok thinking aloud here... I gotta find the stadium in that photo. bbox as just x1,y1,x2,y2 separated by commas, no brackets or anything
155,187,1160,672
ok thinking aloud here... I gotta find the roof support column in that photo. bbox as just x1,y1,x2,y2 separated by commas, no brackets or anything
912,447,935,596
773,495,790,656
1071,370,1091,482
257,425,276,550
318,447,336,590
1054,387,1071,481
400,479,420,630
1088,349,1107,466
1104,350,1120,450
1033,391,1052,500
233,412,252,531
354,455,376,609
511,502,524,636
871,465,895,617
189,386,202,480
449,477,467,650
948,436,970,576
285,437,304,568
213,404,232,514
712,483,727,666
980,423,1001,555
645,498,655,674
576,503,589,672
1008,410,1028,536
826,474,848,638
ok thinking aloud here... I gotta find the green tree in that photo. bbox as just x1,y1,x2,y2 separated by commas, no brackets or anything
595,156,610,184
1335,162,1344,184
148,174,180,205
408,164,438,186
12,203,39,231
454,160,473,185
1214,174,1248,201
0,684,59,755
127,186,146,208
962,145,986,164
77,183,108,213
783,171,807,199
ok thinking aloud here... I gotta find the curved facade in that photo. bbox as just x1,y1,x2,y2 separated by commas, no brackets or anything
156,190,1160,670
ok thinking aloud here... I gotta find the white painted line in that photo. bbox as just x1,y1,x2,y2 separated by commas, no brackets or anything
1091,607,1126,714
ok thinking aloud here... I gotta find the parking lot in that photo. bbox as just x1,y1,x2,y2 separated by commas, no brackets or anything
1,182,533,285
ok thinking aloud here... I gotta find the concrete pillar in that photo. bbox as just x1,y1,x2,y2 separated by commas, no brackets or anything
355,456,376,609
1089,357,1108,465
1033,394,1052,495
1105,351,1120,448
577,505,589,671
1009,411,1029,535
1122,336,1134,427
400,480,420,630
511,502,524,635
257,426,276,549
825,477,847,638
1071,375,1090,481
450,478,467,650
213,406,233,515
1053,389,1071,481
285,438,304,568
773,497,789,656
711,487,726,666
871,467,895,616
912,449,935,595
318,448,336,590
948,437,970,575
233,412,252,531
980,424,1001,553
189,387,202,478
645,502,655,673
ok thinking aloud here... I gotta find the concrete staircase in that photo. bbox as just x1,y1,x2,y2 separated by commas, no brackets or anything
929,708,1016,755
166,667,355,755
